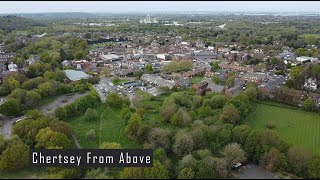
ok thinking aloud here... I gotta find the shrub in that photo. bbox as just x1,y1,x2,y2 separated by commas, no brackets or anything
266,122,276,129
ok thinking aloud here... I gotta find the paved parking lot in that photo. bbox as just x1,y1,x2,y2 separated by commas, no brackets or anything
236,164,279,179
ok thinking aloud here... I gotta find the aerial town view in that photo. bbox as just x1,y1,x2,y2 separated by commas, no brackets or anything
0,1,319,179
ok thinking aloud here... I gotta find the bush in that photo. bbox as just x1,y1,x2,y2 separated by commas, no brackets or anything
266,122,276,129
86,130,96,140
84,108,98,121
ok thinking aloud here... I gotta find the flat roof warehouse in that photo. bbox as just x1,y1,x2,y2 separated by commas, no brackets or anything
64,70,91,81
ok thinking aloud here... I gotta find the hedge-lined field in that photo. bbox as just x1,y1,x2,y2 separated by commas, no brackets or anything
246,102,320,155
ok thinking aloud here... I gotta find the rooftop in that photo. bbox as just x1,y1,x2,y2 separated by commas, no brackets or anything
64,70,91,81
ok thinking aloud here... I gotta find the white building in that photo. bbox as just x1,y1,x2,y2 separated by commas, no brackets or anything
296,56,318,63
139,14,158,24
8,62,18,72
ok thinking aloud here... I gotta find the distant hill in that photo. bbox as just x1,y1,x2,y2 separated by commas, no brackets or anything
0,15,46,32
12,12,98,19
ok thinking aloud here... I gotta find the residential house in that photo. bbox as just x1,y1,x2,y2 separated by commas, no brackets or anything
184,67,206,78
225,85,243,97
71,60,92,70
8,62,18,72
220,64,254,73
0,52,16,65
26,55,40,65
175,78,191,88
242,72,267,83
194,51,217,61
141,74,175,89
304,78,318,91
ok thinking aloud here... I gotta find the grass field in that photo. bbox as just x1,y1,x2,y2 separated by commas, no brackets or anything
69,104,140,149
191,76,204,84
246,102,320,155
300,33,320,39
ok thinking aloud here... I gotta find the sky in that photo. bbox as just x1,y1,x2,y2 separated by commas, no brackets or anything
0,1,320,14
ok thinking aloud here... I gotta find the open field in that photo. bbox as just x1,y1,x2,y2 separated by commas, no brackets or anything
246,102,320,155
69,104,140,149
300,33,320,39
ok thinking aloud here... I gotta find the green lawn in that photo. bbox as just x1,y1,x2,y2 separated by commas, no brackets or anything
246,102,320,155
69,104,140,149
191,76,204,84
300,33,320,39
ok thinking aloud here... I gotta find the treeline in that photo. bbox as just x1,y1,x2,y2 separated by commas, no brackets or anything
54,85,101,120
0,70,99,117
162,60,193,74
0,16,46,33
116,86,320,179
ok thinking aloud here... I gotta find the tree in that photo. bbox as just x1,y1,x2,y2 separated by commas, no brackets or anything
232,125,251,145
308,155,320,179
303,98,315,112
125,113,142,140
49,120,72,138
5,76,21,92
161,98,179,122
84,108,98,121
260,147,281,172
219,104,240,124
99,142,121,149
194,160,216,179
0,98,22,117
7,88,27,104
35,127,72,149
173,133,194,158
244,87,257,101
226,75,235,88
147,128,171,150
144,64,153,73
112,77,120,85
45,168,82,179
0,143,29,172
84,168,112,179
220,143,246,169
25,90,41,108
38,82,56,97
178,167,195,179
55,69,66,82
120,160,168,179
170,107,191,127
86,130,96,140
106,92,123,108
74,50,86,60
55,107,67,120
88,76,100,84
287,146,311,175
179,154,196,171
43,71,56,80
209,157,229,178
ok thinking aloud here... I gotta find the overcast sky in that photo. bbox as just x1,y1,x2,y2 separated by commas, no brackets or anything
0,1,319,13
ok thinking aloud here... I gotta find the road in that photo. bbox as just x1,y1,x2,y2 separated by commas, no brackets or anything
1,116,27,139
0,92,90,139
